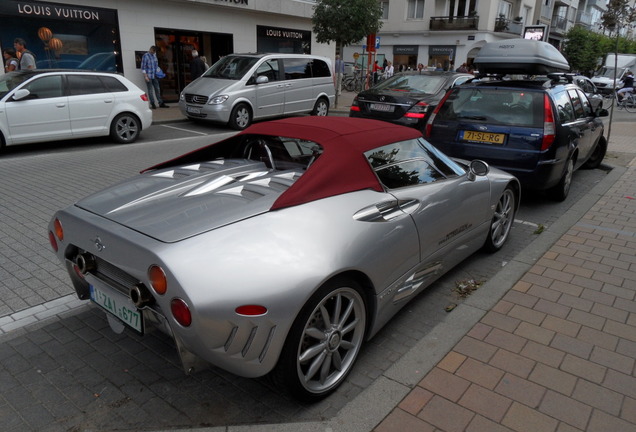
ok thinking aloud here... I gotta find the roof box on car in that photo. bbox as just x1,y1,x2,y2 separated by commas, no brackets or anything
474,39,570,75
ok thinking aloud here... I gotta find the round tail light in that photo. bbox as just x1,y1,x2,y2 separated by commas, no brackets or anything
48,231,58,252
171,298,192,327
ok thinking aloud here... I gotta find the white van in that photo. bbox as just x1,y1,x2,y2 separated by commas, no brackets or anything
178,53,336,130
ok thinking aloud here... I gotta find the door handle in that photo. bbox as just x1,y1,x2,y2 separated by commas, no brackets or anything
104,99,114,103
56,103,66,108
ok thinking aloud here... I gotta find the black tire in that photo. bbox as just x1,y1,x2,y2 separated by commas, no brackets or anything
583,138,607,169
483,186,516,252
228,103,252,130
624,95,636,113
311,98,329,116
547,156,574,202
110,113,141,144
271,277,367,402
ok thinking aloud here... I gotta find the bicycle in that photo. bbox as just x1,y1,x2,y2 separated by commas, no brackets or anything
343,69,363,92
616,90,636,113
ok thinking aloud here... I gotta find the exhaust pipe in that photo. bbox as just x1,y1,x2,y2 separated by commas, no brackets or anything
130,283,154,308
76,253,96,274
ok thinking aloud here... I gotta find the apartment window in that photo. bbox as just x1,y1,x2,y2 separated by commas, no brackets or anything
498,1,512,18
408,0,425,19
379,1,389,19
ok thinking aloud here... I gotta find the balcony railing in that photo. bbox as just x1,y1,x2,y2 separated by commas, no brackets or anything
430,16,479,30
494,17,523,35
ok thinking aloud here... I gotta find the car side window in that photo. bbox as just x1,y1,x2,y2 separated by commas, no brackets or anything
311,59,331,78
364,138,463,189
283,58,311,80
552,90,575,123
568,89,586,119
576,89,593,117
255,59,280,82
100,76,128,92
68,75,108,96
22,75,64,99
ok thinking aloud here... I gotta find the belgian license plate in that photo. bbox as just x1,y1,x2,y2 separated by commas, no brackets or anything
369,103,394,112
186,106,201,114
461,130,505,144
90,284,143,333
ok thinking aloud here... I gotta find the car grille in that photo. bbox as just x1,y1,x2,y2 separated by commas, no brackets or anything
91,254,141,297
184,93,209,104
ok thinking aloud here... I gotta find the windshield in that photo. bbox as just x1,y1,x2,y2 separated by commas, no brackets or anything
0,72,32,99
203,56,259,80
373,74,447,94
596,66,624,79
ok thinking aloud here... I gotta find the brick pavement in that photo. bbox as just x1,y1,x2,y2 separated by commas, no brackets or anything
374,128,636,432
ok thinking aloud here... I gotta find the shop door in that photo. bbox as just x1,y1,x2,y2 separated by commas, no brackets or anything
154,31,202,102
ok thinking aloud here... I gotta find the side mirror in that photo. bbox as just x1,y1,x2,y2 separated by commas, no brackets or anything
467,160,489,181
12,89,31,101
255,76,269,84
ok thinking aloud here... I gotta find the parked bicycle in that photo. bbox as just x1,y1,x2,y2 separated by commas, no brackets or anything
343,69,364,92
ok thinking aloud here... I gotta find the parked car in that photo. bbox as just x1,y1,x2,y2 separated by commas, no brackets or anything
179,53,335,130
530,73,604,112
0,70,152,149
48,116,519,401
425,39,609,202
349,71,472,130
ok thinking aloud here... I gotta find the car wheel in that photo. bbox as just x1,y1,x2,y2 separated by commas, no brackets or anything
228,103,252,130
271,277,367,402
110,113,141,144
548,155,574,202
583,137,607,169
311,98,329,116
483,186,516,252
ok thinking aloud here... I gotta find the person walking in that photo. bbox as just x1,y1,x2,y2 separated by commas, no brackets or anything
190,50,206,81
141,45,168,109
3,48,19,72
335,54,345,95
14,38,36,70
384,61,394,79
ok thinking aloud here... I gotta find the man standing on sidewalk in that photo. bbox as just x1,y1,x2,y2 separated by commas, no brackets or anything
141,45,168,109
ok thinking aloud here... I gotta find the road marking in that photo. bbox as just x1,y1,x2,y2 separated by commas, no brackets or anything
159,124,210,135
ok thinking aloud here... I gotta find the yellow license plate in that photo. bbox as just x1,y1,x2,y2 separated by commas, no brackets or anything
461,130,506,144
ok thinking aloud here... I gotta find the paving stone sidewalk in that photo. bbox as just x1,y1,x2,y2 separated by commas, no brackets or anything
375,140,636,431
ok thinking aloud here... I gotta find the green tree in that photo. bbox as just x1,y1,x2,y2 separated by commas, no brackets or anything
601,0,636,35
312,0,383,50
562,26,605,73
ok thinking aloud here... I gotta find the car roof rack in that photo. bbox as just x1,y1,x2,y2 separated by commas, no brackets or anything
544,72,575,87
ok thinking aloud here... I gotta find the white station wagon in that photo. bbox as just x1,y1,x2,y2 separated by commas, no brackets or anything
0,70,152,149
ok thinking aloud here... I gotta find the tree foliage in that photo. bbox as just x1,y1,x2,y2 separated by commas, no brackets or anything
600,0,636,34
563,25,636,73
312,0,383,47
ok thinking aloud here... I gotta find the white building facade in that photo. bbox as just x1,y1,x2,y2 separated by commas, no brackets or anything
0,0,331,102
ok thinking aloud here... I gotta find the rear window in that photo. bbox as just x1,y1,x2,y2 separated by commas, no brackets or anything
438,87,544,127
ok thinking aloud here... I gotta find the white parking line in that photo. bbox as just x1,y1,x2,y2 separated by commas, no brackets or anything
159,124,210,135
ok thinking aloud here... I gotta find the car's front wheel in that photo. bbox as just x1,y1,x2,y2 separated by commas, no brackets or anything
228,103,252,130
483,186,516,252
110,113,141,143
272,277,367,402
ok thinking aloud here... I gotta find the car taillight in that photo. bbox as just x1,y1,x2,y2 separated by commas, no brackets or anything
171,298,192,327
148,265,167,295
405,102,429,118
48,231,58,252
350,96,360,112
541,94,556,151
425,91,452,138
141,94,149,102
54,218,64,241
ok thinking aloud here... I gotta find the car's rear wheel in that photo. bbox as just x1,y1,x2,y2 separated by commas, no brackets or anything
548,155,574,202
483,186,516,252
110,113,141,144
312,98,329,116
228,103,252,130
583,138,607,169
271,277,366,402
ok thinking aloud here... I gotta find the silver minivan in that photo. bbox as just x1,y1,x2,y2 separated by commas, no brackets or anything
179,53,336,130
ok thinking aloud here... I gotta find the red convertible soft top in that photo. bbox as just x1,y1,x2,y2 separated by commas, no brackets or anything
146,117,423,210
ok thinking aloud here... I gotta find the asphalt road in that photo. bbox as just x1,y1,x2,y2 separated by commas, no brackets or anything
0,117,623,431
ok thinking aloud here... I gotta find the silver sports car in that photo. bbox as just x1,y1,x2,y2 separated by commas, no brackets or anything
48,116,519,401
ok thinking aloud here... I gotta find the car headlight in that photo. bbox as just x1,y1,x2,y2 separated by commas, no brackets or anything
209,95,229,105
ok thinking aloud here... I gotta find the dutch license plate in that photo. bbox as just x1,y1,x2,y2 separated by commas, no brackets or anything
90,283,143,333
461,130,506,145
186,106,201,114
369,103,394,112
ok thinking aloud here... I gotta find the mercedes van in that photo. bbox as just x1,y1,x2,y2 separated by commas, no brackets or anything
179,53,336,130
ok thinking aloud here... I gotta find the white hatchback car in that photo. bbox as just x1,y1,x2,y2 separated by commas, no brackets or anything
0,70,152,149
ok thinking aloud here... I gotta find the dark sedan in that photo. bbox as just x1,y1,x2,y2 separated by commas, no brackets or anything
349,71,473,131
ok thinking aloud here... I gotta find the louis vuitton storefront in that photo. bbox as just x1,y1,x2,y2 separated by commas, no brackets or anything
0,0,330,102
